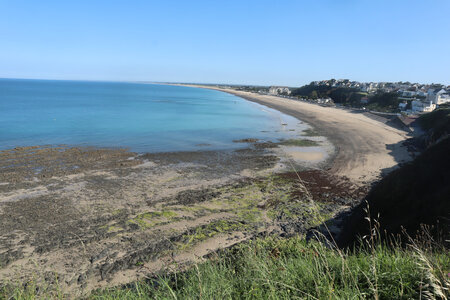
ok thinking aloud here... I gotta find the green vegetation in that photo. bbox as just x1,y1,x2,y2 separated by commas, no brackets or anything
280,139,319,147
417,105,450,144
291,83,403,112
364,92,401,112
127,210,178,229
3,234,448,299
211,175,295,224
87,235,449,299
233,85,269,93
173,205,219,216
177,220,249,250
291,84,364,105
301,128,321,136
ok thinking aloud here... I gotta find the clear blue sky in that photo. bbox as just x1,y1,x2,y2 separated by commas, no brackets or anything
1,0,449,86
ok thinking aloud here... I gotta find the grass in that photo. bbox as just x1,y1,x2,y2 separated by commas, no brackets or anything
2,217,449,300
87,235,449,299
279,139,320,147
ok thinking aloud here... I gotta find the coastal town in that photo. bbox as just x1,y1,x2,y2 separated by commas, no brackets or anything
234,79,450,115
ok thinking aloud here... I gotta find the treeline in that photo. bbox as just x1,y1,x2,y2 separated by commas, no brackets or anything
234,85,269,93
291,83,402,112
291,84,362,103
368,92,401,112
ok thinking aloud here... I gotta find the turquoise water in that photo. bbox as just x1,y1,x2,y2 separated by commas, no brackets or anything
0,79,300,152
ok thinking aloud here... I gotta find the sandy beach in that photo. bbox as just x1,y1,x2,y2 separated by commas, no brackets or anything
183,85,413,184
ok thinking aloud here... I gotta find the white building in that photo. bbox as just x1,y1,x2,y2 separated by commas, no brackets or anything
317,97,333,104
411,100,436,113
269,86,291,96
436,89,450,105
368,83,378,93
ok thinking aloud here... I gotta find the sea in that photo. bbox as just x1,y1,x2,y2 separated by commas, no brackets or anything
0,79,302,152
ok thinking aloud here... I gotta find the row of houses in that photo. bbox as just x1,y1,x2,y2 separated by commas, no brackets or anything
311,79,401,93
311,79,449,96
401,88,450,113
309,79,449,114
256,81,449,115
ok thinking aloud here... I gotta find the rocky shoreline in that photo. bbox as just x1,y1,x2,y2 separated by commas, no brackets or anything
0,133,356,296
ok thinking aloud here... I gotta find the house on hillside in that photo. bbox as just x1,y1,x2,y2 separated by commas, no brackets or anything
269,86,291,96
436,89,450,105
402,90,417,97
411,100,436,113
367,83,378,93
417,90,427,97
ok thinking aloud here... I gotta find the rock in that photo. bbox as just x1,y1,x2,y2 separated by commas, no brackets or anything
257,201,266,209
77,273,86,285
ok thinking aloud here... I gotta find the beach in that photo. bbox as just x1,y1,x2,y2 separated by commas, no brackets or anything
0,86,412,296
183,85,413,184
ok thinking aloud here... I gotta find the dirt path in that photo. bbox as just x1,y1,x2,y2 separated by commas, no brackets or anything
183,85,412,184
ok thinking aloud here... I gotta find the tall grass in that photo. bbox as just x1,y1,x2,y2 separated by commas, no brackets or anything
3,233,448,299
87,232,449,300
2,223,449,300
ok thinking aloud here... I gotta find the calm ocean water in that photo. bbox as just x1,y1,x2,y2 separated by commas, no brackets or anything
0,79,301,152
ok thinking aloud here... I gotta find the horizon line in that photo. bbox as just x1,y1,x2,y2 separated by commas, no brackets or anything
1,76,449,88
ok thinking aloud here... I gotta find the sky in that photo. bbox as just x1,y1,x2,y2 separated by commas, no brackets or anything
1,0,449,86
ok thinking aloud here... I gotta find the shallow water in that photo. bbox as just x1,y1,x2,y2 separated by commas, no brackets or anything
0,79,302,152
